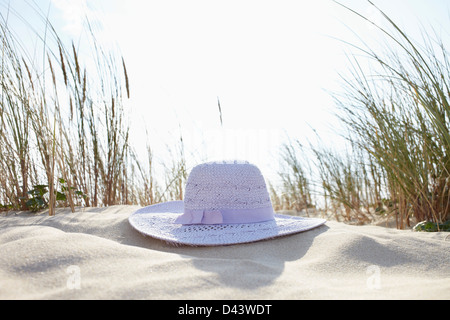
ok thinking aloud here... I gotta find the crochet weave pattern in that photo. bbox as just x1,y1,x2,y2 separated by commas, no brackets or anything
184,161,272,211
129,161,327,246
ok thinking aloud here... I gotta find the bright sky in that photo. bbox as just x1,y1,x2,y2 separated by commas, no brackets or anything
3,0,450,183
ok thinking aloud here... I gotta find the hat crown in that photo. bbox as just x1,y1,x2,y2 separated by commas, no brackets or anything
184,161,272,211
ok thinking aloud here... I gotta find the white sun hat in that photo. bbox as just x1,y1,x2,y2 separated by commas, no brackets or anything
129,161,326,246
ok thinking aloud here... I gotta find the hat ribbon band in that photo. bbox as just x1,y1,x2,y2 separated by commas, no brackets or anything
175,206,275,225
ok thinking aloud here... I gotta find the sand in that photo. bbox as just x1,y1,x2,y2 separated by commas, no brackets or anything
0,205,448,300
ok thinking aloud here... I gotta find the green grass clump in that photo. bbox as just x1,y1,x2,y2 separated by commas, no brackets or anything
413,220,450,232
277,1,450,230
332,1,450,228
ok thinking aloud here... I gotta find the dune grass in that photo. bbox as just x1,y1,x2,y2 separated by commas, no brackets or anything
336,1,450,229
270,141,315,213
0,3,186,215
276,1,450,230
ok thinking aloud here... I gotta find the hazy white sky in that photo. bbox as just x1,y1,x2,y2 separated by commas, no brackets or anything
4,0,450,181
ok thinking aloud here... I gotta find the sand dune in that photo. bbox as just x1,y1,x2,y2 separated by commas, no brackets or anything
0,205,448,299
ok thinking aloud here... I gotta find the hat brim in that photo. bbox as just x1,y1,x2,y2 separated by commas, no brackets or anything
129,201,327,246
